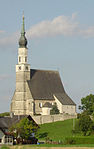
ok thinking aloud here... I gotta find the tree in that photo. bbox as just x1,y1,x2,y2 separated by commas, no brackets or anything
10,117,38,140
78,113,93,136
80,94,94,115
50,103,60,115
0,112,10,117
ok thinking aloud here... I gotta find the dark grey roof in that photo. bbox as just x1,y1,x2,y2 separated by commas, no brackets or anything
43,102,52,108
54,93,76,105
27,69,65,100
0,115,38,129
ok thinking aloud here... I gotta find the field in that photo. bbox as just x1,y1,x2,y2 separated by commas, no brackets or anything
37,119,78,141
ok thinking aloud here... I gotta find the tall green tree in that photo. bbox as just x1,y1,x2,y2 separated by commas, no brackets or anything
10,117,38,140
80,94,94,115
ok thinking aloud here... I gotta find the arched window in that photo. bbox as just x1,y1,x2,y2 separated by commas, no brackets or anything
19,66,21,70
39,103,42,108
19,57,21,62
25,57,27,62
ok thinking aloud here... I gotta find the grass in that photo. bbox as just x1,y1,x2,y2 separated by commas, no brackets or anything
2,119,94,148
37,119,79,141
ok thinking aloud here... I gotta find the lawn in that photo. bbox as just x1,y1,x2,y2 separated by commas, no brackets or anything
37,119,78,141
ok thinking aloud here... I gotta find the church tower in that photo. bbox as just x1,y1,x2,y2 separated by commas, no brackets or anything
11,15,31,115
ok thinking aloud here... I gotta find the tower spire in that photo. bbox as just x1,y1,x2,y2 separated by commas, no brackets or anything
19,14,27,48
21,12,25,35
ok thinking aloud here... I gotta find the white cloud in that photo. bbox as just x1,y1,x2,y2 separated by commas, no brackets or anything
72,12,78,20
0,13,94,47
0,32,19,46
80,26,94,38
27,14,79,39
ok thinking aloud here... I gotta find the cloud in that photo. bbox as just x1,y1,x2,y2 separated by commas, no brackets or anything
1,13,94,47
0,32,19,46
72,12,78,20
80,26,94,38
0,74,11,81
27,14,79,39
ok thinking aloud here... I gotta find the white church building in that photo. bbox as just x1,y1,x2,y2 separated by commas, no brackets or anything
10,16,76,116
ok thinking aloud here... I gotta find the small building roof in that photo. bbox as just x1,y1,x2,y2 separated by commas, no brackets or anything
54,93,76,105
0,115,38,129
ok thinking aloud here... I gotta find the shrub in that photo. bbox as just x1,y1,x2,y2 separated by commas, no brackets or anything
65,136,94,144
78,114,93,136
50,103,60,115
0,112,10,117
65,138,76,144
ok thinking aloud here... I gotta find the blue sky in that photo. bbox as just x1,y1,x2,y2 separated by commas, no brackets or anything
0,0,94,113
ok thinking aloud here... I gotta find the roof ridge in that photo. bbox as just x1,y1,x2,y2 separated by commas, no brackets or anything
31,68,59,73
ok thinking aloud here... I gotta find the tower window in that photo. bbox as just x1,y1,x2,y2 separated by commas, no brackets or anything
19,66,21,70
19,57,21,62
26,66,28,70
25,57,27,62
39,103,42,108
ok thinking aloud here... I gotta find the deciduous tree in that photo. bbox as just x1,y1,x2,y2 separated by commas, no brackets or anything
79,94,94,115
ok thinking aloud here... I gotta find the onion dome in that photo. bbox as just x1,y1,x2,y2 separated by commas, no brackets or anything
19,15,27,48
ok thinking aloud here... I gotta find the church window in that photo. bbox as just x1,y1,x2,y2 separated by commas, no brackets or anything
25,57,27,62
52,102,54,105
39,103,42,108
26,66,28,70
19,57,21,62
19,66,21,70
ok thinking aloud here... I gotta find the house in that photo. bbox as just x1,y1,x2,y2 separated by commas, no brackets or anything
10,15,76,116
0,115,38,145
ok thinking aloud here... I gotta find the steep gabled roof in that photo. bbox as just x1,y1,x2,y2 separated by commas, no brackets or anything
54,93,76,105
27,69,65,100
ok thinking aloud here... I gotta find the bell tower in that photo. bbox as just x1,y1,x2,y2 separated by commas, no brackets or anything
11,15,30,115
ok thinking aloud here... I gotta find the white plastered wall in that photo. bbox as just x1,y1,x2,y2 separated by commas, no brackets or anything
54,95,76,115
42,107,52,115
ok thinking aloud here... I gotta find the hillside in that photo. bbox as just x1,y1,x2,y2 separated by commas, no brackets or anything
37,119,77,141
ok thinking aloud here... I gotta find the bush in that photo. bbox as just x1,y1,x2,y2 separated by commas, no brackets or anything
78,114,93,136
50,103,60,115
65,136,94,144
77,113,81,119
0,112,10,117
65,138,76,144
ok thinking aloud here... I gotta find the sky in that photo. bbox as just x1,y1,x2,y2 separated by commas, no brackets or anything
0,0,94,113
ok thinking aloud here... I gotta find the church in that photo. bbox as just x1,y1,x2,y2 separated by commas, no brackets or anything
10,16,76,116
